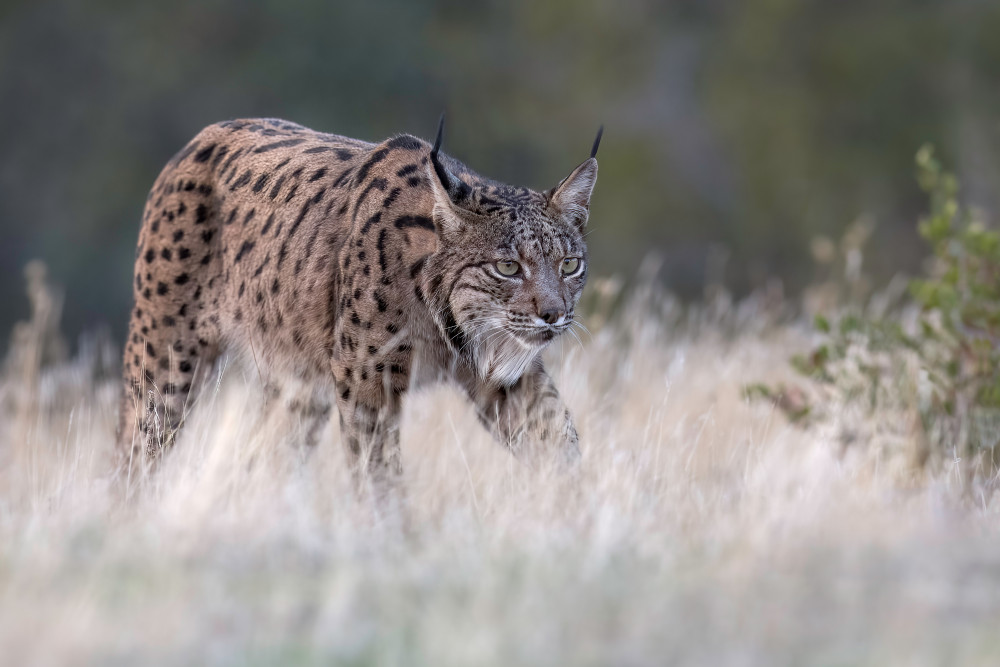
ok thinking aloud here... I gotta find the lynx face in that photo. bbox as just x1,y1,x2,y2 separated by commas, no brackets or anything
426,136,598,387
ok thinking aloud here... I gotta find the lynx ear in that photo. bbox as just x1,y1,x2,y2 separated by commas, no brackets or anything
549,157,598,229
428,114,472,240
549,126,601,229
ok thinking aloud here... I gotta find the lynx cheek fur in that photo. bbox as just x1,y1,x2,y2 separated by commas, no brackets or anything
118,116,599,499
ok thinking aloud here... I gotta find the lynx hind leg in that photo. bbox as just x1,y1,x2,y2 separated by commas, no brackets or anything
117,305,219,471
118,264,221,472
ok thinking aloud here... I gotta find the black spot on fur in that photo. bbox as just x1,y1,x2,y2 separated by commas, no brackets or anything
355,148,389,183
277,241,290,268
330,169,354,191
376,229,388,271
253,138,306,153
230,169,252,191
386,135,423,151
395,215,435,231
261,212,275,235
382,187,402,209
268,174,288,200
234,241,255,263
252,173,270,193
211,145,229,168
194,144,216,163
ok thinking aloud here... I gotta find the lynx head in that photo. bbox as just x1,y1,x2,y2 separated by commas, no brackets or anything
426,117,600,386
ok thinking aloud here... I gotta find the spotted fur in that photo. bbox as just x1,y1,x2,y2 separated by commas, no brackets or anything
118,117,599,500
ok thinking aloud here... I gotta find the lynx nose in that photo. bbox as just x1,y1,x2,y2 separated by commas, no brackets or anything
539,308,564,325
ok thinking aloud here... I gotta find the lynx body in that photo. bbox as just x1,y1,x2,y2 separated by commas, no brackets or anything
119,117,599,498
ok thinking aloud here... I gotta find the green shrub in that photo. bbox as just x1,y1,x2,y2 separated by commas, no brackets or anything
752,146,1000,469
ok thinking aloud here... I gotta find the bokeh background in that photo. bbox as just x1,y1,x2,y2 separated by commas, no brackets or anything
2,0,999,344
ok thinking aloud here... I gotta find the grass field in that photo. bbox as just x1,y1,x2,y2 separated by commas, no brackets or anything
2,273,999,666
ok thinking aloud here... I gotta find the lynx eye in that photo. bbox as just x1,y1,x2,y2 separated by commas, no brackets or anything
560,257,581,275
496,260,521,276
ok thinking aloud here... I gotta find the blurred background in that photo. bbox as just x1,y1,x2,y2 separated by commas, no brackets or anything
1,0,999,345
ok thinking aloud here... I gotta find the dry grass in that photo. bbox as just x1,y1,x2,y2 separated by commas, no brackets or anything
2,275,1000,666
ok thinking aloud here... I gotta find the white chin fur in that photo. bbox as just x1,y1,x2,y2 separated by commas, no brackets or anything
473,330,541,387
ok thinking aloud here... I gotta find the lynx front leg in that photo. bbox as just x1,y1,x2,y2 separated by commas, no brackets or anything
335,393,405,512
464,361,580,466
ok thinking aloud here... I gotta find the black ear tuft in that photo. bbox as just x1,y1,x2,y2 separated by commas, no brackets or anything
430,113,450,187
590,125,604,159
431,113,445,158
428,113,472,205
